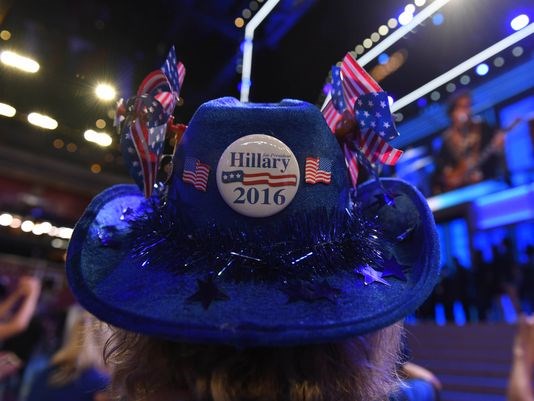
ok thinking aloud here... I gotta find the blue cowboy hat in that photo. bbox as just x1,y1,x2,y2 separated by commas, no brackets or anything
66,97,440,346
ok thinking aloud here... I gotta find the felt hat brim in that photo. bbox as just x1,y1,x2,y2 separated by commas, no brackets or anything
66,178,439,346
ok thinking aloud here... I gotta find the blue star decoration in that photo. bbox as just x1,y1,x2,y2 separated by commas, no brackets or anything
282,280,341,304
380,256,408,281
187,276,230,310
355,265,390,286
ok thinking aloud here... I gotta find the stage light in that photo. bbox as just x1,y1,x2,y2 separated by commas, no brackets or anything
355,45,365,55
493,56,505,67
249,1,258,11
91,163,102,174
398,11,413,26
235,17,245,28
511,14,529,31
432,13,444,26
405,4,416,14
363,38,373,48
378,53,389,64
390,23,534,112
0,30,11,40
95,118,106,129
430,91,440,101
460,74,470,85
242,9,252,19
21,220,34,233
84,129,112,147
446,82,456,92
417,98,427,108
53,139,64,149
358,0,451,67
414,0,426,6
66,143,77,153
10,217,21,229
378,25,389,36
370,32,380,42
51,238,65,249
58,227,73,239
95,83,116,101
0,50,39,73
27,112,58,130
475,63,489,76
0,213,13,226
0,102,16,117
512,46,524,56
240,0,281,102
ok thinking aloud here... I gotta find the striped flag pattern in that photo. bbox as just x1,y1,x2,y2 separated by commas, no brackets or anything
183,157,210,192
117,46,187,198
320,52,403,187
305,157,332,184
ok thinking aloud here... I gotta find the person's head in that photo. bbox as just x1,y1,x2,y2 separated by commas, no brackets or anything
48,309,109,387
104,324,403,401
447,90,472,127
66,51,440,401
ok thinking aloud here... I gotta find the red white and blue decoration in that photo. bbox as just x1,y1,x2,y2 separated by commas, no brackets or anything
116,46,186,198
182,157,210,192
305,157,332,185
322,53,403,187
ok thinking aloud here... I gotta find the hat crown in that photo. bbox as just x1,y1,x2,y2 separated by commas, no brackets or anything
169,97,350,227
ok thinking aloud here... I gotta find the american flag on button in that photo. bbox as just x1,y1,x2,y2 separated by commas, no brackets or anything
182,157,210,192
305,157,332,185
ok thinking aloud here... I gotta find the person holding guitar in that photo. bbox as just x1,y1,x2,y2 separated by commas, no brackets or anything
433,91,508,193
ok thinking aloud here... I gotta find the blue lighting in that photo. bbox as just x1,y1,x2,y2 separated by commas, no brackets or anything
378,53,390,65
432,13,444,26
510,14,530,31
475,63,489,76
416,97,428,108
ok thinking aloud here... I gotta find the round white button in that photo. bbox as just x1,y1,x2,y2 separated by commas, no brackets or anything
216,134,300,218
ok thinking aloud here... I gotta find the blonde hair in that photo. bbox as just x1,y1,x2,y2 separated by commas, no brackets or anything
48,311,109,386
104,323,403,401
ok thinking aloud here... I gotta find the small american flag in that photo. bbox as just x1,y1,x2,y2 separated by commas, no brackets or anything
305,157,332,185
161,46,186,98
183,157,210,192
221,170,297,187
320,53,403,187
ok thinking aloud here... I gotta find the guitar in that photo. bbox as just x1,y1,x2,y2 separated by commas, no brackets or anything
442,117,521,191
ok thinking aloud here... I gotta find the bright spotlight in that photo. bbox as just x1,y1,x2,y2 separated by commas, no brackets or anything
0,102,16,117
432,13,444,25
378,53,390,64
21,220,35,233
0,213,13,226
95,83,117,101
398,12,413,26
510,14,529,31
475,63,489,76
84,129,113,147
0,50,40,73
27,112,58,130
405,4,416,14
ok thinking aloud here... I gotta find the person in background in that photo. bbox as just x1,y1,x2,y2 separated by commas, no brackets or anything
433,90,506,194
508,314,534,401
0,275,41,342
26,307,110,401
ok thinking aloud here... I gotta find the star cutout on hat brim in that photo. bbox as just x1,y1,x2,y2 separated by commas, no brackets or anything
355,265,390,286
187,276,229,310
